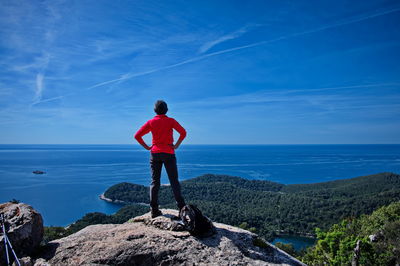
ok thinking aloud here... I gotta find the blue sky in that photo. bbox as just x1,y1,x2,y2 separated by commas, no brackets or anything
1,0,399,144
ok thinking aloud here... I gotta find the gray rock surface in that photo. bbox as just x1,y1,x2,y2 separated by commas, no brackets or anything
13,256,33,266
38,209,305,266
0,202,44,265
33,258,51,266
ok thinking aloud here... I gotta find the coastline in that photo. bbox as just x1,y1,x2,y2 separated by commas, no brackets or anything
99,193,126,204
99,193,150,207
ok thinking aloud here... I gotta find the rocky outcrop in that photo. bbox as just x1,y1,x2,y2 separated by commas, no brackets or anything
38,209,304,265
0,202,44,265
0,203,304,265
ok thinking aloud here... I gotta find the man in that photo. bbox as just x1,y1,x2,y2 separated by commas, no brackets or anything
134,100,186,218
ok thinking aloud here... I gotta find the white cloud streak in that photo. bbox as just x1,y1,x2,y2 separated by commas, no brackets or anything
198,25,255,54
34,73,44,102
87,6,400,90
31,53,51,105
31,95,66,106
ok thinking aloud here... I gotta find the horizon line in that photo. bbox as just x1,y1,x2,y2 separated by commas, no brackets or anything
1,143,399,146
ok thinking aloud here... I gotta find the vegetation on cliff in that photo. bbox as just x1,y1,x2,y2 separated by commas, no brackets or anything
302,201,400,265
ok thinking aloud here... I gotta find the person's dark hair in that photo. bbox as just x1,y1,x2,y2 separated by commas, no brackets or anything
154,100,168,115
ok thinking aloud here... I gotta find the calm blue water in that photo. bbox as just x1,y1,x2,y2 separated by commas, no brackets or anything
0,144,399,227
272,235,316,251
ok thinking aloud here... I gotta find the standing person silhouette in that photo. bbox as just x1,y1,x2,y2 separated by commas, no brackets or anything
134,100,186,218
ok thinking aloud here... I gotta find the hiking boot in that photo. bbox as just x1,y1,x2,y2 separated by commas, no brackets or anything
151,209,162,218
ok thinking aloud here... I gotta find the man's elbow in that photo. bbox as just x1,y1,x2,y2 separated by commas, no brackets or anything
180,130,187,139
134,133,141,142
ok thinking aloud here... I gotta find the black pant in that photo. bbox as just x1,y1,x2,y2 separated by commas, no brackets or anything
150,152,185,210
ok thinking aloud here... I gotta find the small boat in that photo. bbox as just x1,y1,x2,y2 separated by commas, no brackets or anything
33,170,46,174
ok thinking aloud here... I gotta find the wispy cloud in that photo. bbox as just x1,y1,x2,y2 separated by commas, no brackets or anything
0,1,63,106
1,0,399,144
31,95,66,106
11,57,44,73
87,6,400,90
34,73,44,102
176,82,400,112
279,82,400,94
198,24,256,54
31,53,50,105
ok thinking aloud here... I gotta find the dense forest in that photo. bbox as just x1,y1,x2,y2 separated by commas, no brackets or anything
44,172,400,243
302,201,400,265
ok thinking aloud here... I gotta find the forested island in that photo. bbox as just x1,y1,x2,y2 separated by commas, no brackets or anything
101,172,400,240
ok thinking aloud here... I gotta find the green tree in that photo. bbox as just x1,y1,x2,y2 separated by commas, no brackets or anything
302,202,400,265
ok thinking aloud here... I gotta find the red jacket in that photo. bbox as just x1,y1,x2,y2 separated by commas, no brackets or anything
134,114,187,154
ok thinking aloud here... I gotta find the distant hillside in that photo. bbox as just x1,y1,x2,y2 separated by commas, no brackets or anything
103,172,400,240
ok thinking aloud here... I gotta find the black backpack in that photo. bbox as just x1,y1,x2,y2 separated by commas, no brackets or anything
179,204,215,237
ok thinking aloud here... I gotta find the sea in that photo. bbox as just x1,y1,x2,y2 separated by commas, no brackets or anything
1,144,400,249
